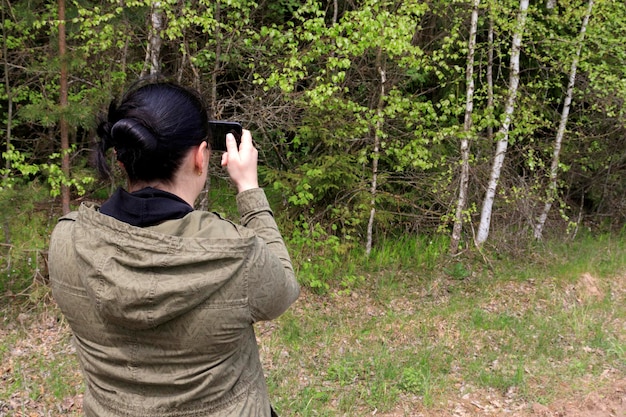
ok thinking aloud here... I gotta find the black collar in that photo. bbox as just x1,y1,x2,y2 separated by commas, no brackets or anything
100,187,194,227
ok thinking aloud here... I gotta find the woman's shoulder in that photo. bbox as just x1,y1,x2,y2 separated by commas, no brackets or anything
150,210,256,240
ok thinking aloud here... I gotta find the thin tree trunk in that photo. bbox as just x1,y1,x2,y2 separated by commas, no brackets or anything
178,39,201,90
2,0,13,179
142,1,163,77
450,0,480,254
177,42,185,83
366,55,386,256
534,0,594,240
198,2,224,212
476,0,529,245
487,12,494,142
211,2,222,118
58,0,71,215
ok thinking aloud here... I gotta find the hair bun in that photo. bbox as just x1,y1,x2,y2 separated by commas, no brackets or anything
96,120,114,149
111,118,158,151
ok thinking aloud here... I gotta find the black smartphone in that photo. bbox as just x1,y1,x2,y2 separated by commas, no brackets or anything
208,121,243,151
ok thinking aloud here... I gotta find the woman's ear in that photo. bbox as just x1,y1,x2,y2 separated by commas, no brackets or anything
194,141,209,173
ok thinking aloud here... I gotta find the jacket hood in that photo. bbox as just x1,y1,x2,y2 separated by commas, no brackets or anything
72,203,255,330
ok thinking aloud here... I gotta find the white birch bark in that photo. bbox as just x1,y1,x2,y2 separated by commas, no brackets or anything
534,0,594,240
365,65,386,256
142,1,163,77
487,13,494,142
476,0,529,245
450,0,480,254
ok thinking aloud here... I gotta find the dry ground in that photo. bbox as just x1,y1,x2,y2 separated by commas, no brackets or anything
1,273,624,416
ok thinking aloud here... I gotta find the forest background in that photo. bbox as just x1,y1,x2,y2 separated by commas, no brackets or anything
2,0,626,264
1,0,626,415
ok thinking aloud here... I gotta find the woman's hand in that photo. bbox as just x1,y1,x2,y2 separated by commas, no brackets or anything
221,129,259,193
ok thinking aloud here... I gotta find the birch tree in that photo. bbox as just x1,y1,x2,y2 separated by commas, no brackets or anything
257,0,432,244
533,0,594,240
476,0,529,245
142,1,163,76
366,53,386,256
486,12,495,143
450,0,480,254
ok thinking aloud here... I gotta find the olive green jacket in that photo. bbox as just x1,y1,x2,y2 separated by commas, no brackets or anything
49,188,299,417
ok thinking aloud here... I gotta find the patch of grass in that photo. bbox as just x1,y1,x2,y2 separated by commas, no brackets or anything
286,386,332,417
0,299,83,415
364,233,450,273
261,233,626,414
398,350,444,406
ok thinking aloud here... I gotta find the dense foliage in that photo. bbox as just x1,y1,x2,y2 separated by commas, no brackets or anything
1,0,625,253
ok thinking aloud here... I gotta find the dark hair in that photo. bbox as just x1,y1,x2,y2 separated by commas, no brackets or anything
95,80,210,182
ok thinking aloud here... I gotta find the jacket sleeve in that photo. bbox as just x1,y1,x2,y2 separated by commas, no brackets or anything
237,188,300,322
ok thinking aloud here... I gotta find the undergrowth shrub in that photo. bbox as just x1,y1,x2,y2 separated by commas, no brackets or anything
286,218,356,293
0,183,55,299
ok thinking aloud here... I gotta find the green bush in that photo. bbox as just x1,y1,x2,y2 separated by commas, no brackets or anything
0,183,54,298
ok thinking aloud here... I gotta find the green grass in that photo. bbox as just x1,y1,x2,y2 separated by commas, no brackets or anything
261,232,626,414
0,296,83,415
0,185,624,415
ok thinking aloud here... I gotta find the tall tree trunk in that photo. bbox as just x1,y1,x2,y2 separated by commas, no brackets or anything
211,1,222,118
476,0,529,245
450,0,480,254
179,39,201,90
198,2,224,212
534,0,594,240
2,0,12,180
58,0,71,215
366,52,386,256
1,0,11,250
487,12,494,142
142,1,163,77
